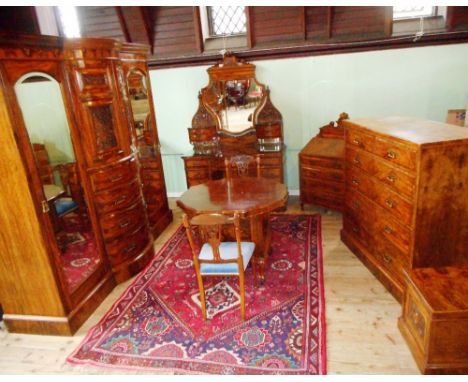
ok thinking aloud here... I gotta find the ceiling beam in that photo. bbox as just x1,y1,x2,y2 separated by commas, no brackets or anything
115,6,154,52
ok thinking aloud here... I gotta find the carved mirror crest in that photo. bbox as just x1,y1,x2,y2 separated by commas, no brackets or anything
200,53,267,136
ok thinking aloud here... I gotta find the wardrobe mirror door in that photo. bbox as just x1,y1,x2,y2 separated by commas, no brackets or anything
14,72,103,294
126,69,157,158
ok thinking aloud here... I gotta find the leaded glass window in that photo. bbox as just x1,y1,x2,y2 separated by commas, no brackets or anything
208,6,246,37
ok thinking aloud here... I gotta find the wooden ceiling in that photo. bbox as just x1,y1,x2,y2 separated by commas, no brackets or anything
1,6,468,68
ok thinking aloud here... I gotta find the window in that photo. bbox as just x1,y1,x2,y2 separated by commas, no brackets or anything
56,5,81,38
393,6,437,20
207,6,246,37
392,6,446,37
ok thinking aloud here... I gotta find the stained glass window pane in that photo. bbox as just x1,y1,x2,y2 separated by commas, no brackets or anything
208,6,246,36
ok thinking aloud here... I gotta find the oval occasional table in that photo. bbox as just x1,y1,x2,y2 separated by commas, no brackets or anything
176,177,288,281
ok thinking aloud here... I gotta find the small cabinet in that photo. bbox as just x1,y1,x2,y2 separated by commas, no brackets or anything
299,113,346,212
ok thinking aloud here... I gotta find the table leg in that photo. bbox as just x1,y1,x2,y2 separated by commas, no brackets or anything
249,213,272,282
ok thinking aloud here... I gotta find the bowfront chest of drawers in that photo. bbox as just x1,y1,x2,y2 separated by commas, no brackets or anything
341,117,468,302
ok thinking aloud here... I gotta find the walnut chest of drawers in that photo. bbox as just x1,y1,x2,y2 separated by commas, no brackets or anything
398,266,468,374
299,122,345,211
341,117,468,302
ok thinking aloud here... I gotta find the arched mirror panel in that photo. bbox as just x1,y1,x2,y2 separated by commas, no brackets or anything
14,72,103,294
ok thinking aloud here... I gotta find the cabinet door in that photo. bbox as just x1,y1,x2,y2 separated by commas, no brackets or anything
68,62,131,166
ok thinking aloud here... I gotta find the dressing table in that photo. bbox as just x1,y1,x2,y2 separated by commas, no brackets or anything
182,53,285,187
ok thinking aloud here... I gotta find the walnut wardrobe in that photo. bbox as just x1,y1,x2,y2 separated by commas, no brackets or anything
0,34,172,335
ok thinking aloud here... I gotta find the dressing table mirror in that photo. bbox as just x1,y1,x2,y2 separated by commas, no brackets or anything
183,52,285,188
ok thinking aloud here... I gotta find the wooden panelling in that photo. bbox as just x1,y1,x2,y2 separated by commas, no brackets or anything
305,6,329,39
0,6,39,35
69,6,468,67
447,6,468,31
151,6,198,56
251,7,304,45
331,7,390,39
76,7,126,41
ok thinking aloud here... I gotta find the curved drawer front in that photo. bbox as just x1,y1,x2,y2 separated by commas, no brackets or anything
94,179,141,215
141,168,162,183
105,224,149,264
347,147,416,198
100,201,146,241
140,158,161,170
89,157,137,192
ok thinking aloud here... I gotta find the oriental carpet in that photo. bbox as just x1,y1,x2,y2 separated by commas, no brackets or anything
67,214,326,374
59,214,100,292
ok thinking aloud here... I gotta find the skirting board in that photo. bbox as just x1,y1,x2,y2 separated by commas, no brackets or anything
167,189,299,198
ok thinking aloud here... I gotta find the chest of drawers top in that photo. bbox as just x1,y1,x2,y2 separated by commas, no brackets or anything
344,116,468,147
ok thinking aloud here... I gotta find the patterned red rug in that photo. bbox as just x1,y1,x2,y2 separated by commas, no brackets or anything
59,215,100,292
67,214,326,374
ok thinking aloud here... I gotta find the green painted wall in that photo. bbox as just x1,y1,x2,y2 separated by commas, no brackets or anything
15,78,75,164
152,43,468,193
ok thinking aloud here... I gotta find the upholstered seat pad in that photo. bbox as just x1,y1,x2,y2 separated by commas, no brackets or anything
199,242,255,275
55,198,78,215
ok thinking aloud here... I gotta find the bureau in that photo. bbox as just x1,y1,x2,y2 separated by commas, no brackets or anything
299,113,346,211
341,117,468,302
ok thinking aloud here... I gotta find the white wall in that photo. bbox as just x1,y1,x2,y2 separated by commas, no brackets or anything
150,43,468,193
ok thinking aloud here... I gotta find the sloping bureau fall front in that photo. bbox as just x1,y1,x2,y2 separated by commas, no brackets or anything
341,117,468,302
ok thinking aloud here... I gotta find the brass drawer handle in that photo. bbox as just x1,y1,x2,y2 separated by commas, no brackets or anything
386,174,396,183
353,156,360,164
110,175,123,183
119,219,130,228
386,151,397,159
124,243,137,253
385,198,395,208
352,201,361,209
352,139,361,146
352,178,360,185
383,225,393,234
382,254,392,263
114,196,127,206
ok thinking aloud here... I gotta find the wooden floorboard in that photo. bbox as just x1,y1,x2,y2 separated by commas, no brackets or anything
0,196,419,374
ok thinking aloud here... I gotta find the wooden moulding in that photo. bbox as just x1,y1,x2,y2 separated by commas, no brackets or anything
3,273,115,336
